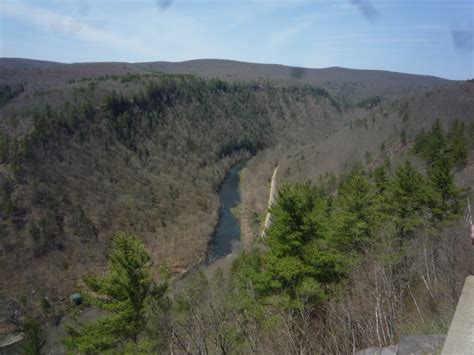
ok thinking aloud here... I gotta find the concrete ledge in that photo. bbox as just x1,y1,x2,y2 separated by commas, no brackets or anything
442,275,474,354
357,335,445,355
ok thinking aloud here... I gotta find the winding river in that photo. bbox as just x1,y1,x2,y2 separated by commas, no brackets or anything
206,162,244,264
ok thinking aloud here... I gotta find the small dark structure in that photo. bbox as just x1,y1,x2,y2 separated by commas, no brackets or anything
69,293,82,305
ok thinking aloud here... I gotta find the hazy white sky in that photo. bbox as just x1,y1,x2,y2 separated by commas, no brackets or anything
1,0,473,79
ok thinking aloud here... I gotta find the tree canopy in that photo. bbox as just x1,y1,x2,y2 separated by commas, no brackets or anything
63,232,168,354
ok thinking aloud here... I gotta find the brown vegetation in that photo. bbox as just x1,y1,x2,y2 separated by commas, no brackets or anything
0,59,472,353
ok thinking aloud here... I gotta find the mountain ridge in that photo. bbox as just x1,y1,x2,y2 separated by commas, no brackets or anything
1,57,453,104
1,57,453,81
0,60,472,349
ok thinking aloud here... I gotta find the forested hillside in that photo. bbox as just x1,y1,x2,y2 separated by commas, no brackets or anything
0,71,344,312
60,121,474,354
0,59,473,354
240,82,474,242
225,121,473,353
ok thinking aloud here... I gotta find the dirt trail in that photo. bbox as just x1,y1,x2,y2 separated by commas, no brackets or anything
261,165,279,238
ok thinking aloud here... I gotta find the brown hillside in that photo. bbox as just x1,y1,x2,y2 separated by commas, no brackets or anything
0,59,471,328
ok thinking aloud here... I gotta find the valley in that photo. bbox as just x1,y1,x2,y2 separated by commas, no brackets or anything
0,58,473,354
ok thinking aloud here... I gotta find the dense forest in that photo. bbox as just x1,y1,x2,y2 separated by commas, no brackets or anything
0,73,345,318
18,121,468,354
1,66,473,353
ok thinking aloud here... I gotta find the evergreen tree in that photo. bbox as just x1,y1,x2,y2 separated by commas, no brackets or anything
235,183,346,308
266,183,327,258
22,318,45,355
413,120,465,224
414,119,446,165
63,233,168,354
426,150,463,224
447,120,467,167
425,119,446,165
386,161,428,248
331,170,381,253
371,159,391,194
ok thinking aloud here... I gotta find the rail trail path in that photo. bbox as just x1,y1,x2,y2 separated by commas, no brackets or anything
261,165,279,239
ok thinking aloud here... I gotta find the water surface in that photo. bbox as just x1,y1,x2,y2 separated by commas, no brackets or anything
206,163,243,263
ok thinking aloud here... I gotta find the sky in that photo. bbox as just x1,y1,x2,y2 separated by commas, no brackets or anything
0,0,473,79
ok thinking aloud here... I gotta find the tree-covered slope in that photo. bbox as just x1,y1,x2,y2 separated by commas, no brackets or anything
0,60,471,345
0,72,344,309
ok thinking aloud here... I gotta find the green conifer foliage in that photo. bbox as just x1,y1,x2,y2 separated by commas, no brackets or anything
63,233,168,354
232,184,346,309
331,170,381,253
386,161,428,247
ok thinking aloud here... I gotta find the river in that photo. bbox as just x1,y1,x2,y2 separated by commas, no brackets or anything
206,162,244,264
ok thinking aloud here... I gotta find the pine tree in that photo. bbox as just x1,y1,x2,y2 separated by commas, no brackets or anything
414,119,446,165
22,318,45,355
412,120,465,225
386,161,427,248
331,170,381,253
234,183,346,308
425,119,446,165
266,183,327,258
426,150,463,224
447,120,467,167
372,159,391,194
63,232,168,353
